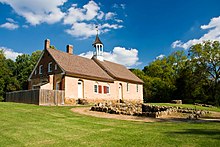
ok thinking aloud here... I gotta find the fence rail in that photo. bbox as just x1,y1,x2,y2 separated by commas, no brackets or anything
6,89,65,106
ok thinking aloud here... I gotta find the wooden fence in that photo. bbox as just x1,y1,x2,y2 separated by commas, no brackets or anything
6,89,65,106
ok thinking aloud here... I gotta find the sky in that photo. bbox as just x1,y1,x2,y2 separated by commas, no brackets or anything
0,0,220,69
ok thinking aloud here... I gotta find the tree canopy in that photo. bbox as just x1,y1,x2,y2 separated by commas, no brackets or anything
132,41,220,106
0,50,41,101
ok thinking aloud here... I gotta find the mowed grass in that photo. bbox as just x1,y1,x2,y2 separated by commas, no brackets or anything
0,102,220,147
147,103,220,112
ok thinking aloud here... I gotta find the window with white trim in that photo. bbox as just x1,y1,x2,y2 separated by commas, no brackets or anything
127,83,129,91
34,69,37,75
39,65,43,74
48,62,52,72
94,84,98,93
136,84,139,92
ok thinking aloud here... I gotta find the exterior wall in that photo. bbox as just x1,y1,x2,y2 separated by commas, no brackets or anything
31,50,63,79
28,49,63,90
64,75,143,104
40,75,53,90
114,81,143,103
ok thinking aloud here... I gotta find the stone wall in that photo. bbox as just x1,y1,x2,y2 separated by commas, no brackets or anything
90,102,210,119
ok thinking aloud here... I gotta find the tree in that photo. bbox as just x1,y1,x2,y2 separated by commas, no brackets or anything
0,50,20,101
189,41,220,105
15,50,41,90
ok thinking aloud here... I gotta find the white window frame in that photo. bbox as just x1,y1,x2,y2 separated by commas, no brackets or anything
34,69,37,75
127,83,129,92
39,65,43,74
48,62,52,72
136,84,139,92
55,64,57,70
94,84,98,93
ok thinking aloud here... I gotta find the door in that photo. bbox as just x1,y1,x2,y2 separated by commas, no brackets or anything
118,83,122,100
56,82,60,90
78,81,83,98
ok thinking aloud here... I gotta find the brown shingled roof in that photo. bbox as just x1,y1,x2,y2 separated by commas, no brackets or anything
92,34,103,45
46,48,114,82
92,57,144,84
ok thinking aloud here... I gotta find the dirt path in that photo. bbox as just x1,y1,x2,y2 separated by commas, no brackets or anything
71,107,220,123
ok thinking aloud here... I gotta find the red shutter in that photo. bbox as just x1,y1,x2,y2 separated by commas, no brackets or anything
104,86,107,94
98,85,102,93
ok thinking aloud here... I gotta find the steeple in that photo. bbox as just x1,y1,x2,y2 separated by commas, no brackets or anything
93,26,104,61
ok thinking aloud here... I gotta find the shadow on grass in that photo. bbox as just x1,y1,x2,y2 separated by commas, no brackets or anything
167,129,220,140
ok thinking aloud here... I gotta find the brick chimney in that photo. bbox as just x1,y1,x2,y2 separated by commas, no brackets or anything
44,39,50,49
66,45,73,54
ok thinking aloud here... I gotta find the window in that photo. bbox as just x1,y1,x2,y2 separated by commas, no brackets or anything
34,69,37,75
94,85,98,93
98,85,102,94
48,62,52,72
127,83,129,91
104,86,110,94
136,84,139,92
39,65,43,74
55,64,57,70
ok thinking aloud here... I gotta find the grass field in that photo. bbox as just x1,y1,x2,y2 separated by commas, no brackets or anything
0,102,220,147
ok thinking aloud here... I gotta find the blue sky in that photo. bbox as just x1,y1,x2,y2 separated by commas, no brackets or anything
0,0,220,69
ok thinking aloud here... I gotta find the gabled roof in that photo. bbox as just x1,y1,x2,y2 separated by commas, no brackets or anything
92,57,144,84
46,48,114,82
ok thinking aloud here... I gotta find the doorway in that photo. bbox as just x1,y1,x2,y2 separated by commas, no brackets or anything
118,83,123,101
78,80,83,98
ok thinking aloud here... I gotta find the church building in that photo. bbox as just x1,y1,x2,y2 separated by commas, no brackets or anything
28,34,143,104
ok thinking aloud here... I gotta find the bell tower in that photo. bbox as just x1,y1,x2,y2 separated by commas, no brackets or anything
93,27,104,61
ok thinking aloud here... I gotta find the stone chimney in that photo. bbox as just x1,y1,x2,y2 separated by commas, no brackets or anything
44,39,50,49
66,45,73,54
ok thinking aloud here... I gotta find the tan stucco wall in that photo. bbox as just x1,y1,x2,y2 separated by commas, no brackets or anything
64,76,143,103
40,75,53,90
114,81,143,102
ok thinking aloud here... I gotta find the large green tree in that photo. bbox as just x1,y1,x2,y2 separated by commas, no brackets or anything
15,50,41,90
0,50,20,101
189,41,220,105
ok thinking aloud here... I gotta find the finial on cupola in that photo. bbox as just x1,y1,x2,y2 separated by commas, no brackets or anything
93,25,104,61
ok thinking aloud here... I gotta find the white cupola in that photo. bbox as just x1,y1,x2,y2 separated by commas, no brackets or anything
93,32,104,61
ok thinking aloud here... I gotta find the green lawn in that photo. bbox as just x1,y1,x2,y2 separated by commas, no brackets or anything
0,102,220,147
147,103,220,112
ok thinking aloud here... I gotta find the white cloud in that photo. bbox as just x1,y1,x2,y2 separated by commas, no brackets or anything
22,25,29,28
63,1,123,39
63,1,100,25
0,22,19,30
0,0,67,25
155,54,165,60
172,16,220,49
105,12,116,20
0,46,23,60
97,11,104,20
113,3,126,9
0,0,124,39
115,19,123,23
65,22,123,39
6,18,16,23
120,4,126,9
79,47,141,67
65,22,97,39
